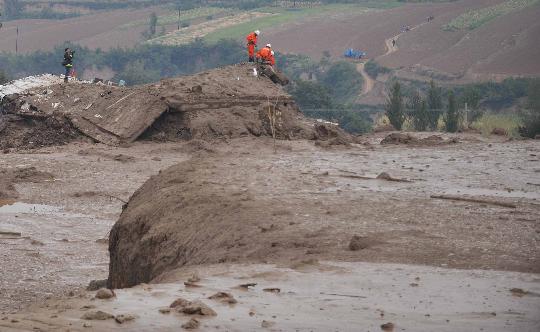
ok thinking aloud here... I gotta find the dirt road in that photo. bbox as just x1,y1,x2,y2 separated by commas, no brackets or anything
355,21,428,98
381,22,429,58
356,62,375,95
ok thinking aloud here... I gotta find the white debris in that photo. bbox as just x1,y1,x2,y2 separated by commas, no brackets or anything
316,118,339,126
0,74,63,100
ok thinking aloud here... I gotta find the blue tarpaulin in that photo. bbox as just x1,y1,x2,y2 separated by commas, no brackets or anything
343,48,367,59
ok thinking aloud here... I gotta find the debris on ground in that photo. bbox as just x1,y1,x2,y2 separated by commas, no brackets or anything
491,128,507,136
376,172,412,182
114,313,136,324
170,298,191,309
263,288,281,294
510,288,528,297
1,65,354,149
181,318,200,329
381,322,395,331
87,279,107,291
81,310,114,320
158,307,171,314
208,292,237,304
237,283,257,290
380,133,459,146
348,235,382,251
180,300,217,316
94,288,115,299
430,195,517,208
261,320,276,328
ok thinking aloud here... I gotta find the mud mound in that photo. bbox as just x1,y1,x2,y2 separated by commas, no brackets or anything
108,148,363,288
380,133,459,146
0,113,81,150
2,64,354,147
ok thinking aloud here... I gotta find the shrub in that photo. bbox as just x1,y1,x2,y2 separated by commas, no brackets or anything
364,60,390,79
321,61,363,103
519,80,540,137
472,113,521,137
444,91,460,132
385,81,405,130
0,70,9,84
427,80,442,130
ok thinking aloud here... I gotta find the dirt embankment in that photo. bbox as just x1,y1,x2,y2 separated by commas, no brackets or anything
108,137,540,289
1,64,355,150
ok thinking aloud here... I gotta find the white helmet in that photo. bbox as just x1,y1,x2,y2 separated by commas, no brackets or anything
254,30,260,35
271,51,275,55
266,43,272,48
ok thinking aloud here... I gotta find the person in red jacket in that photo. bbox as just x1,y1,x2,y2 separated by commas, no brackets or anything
256,44,273,65
246,30,260,62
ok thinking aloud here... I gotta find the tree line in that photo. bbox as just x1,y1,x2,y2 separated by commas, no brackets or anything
385,79,540,137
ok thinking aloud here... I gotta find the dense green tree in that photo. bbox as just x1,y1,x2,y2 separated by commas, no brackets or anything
519,80,540,138
321,61,363,103
444,91,460,132
364,60,390,79
339,111,372,134
426,80,442,130
408,91,428,131
117,60,160,85
149,12,158,36
461,86,480,110
290,80,333,110
4,0,22,18
385,81,405,130
0,70,9,84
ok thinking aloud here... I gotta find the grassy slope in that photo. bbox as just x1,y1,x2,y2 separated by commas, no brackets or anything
120,7,232,29
443,0,540,31
204,3,402,43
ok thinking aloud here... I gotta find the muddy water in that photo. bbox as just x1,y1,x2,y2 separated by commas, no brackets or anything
1,136,539,323
0,200,112,310
3,261,539,331
0,202,61,214
0,142,190,311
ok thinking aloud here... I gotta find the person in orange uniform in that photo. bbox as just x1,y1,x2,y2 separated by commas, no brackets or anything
256,44,273,65
269,50,276,66
246,30,260,62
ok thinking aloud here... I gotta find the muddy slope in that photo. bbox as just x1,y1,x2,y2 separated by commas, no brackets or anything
108,138,540,289
1,64,352,147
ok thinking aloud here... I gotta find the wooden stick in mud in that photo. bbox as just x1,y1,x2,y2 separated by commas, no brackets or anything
430,195,517,208
0,231,22,237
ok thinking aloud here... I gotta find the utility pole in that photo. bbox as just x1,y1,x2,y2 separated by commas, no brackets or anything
464,102,468,128
177,9,180,30
15,26,19,54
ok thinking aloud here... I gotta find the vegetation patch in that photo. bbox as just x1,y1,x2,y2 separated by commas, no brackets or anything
471,113,522,137
443,0,540,31
204,5,372,43
364,60,391,79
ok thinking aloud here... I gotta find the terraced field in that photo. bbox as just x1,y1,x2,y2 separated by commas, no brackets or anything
443,0,540,31
146,11,272,46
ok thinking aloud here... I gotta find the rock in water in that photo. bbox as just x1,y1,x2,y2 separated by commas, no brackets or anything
81,310,114,320
115,314,136,324
208,292,237,304
181,301,217,316
95,288,115,299
182,318,200,329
